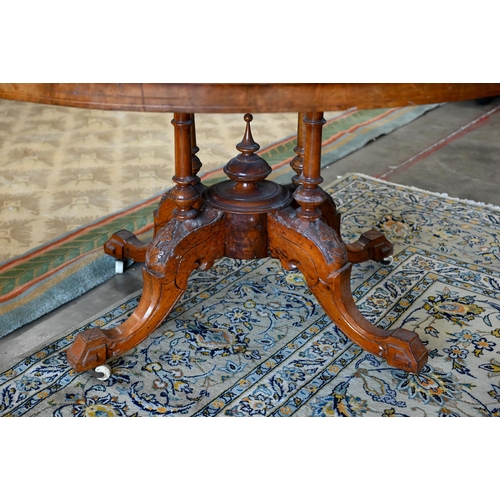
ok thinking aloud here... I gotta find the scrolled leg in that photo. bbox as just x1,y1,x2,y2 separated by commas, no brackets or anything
66,208,225,373
268,208,427,373
311,262,428,373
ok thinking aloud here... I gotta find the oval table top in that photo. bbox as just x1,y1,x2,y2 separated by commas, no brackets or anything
0,83,499,113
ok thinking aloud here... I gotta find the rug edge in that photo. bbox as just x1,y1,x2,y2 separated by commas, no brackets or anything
331,172,500,211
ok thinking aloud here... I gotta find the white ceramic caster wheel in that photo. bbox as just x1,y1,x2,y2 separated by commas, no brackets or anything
381,255,394,266
115,260,125,274
95,364,112,381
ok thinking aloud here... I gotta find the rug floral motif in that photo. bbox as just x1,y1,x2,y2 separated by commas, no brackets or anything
2,173,500,417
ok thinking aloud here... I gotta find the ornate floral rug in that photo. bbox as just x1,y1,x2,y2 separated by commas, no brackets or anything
0,100,438,337
2,173,500,417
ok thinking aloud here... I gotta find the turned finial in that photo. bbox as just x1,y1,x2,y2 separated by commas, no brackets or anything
222,113,271,185
236,113,260,156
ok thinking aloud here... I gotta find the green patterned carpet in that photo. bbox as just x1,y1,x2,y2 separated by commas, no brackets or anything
2,173,500,417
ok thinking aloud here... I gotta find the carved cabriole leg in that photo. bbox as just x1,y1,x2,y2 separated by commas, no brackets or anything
66,209,225,372
66,113,224,373
267,209,428,372
103,229,149,263
274,111,428,373
103,113,205,264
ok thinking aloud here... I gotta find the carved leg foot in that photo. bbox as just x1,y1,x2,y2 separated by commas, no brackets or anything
67,208,225,373
104,229,149,264
103,193,179,265
312,263,427,372
104,189,206,267
268,208,428,373
66,267,188,372
345,228,394,265
319,194,393,265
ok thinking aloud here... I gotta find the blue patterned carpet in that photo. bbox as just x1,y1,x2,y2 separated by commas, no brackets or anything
2,173,500,417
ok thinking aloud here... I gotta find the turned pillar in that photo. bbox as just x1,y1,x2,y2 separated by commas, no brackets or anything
170,113,201,221
293,112,327,221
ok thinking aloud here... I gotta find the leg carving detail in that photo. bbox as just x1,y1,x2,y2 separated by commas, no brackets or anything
67,208,225,372
104,189,207,266
268,208,428,373
345,228,394,264
153,186,206,238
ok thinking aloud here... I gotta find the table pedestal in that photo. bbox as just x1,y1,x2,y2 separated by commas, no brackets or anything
66,112,428,375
